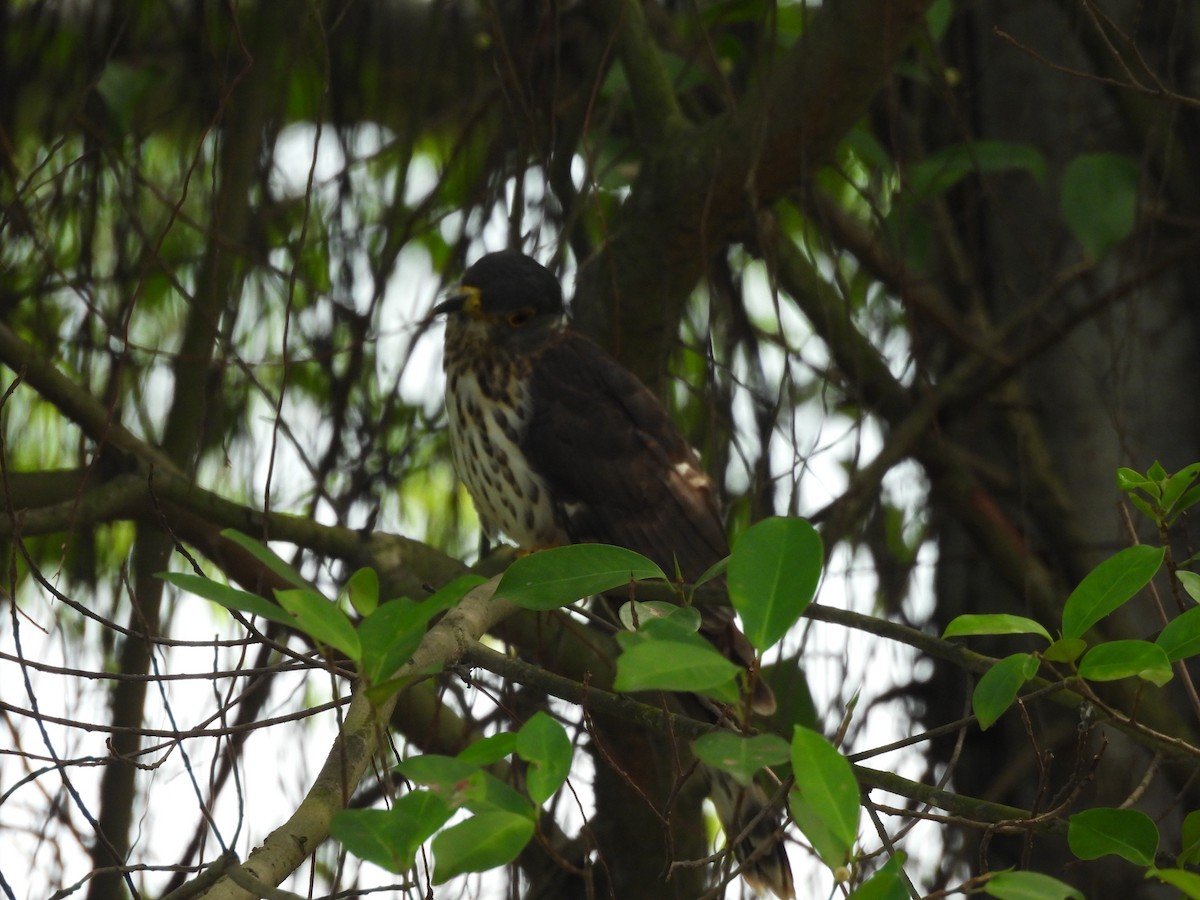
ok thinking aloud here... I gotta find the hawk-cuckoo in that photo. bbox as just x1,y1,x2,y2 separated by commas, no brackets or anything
433,250,793,898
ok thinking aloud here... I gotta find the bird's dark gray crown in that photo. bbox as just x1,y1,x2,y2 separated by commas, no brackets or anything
460,251,563,318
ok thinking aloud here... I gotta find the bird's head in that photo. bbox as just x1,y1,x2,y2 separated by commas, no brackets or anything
433,251,564,348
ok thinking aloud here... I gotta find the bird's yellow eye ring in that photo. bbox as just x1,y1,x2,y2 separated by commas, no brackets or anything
507,307,535,327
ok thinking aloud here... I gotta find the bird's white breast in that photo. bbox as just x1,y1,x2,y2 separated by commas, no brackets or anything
445,359,563,549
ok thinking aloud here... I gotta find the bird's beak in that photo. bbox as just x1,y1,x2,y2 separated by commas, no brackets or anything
431,285,486,320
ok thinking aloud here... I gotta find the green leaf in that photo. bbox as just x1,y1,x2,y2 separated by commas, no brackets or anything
160,571,294,628
456,732,518,767
220,528,308,589
908,140,1047,198
516,712,573,805
497,544,666,610
1061,153,1140,259
363,668,438,707
787,725,860,868
728,517,822,652
1148,868,1200,899
1043,638,1087,664
431,811,535,884
1061,545,1164,640
984,870,1084,899
399,754,533,818
357,599,437,685
1128,493,1159,524
460,770,534,818
848,853,909,900
425,573,488,610
627,613,712,649
1068,807,1158,866
614,637,740,699
1171,486,1200,525
694,555,729,587
942,614,1051,642
358,576,474,685
973,653,1039,730
1161,463,1200,518
1079,640,1172,686
341,567,379,616
275,588,361,660
397,754,479,793
1180,810,1200,866
1177,571,1200,605
330,790,451,873
1157,606,1200,661
1116,467,1159,496
693,732,790,788
617,600,699,632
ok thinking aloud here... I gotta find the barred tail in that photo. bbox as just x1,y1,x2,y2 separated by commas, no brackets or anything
708,768,795,899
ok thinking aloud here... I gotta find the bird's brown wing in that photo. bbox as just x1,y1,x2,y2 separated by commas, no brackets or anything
523,329,774,715
522,330,729,581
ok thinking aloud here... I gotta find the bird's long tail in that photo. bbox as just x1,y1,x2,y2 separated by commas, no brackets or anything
707,768,795,899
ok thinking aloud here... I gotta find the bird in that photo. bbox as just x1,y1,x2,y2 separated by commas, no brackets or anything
432,249,793,899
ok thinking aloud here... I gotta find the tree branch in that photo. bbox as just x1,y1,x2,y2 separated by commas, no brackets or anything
197,575,517,899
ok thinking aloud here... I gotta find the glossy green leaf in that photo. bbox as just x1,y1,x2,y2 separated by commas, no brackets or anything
1177,571,1200,605
623,614,715,653
341,566,379,616
275,588,361,659
397,754,478,793
788,726,860,868
456,732,518,767
363,668,438,707
330,790,451,873
1068,807,1158,866
617,600,698,632
497,544,665,610
984,870,1084,899
973,653,1039,730
728,517,822,652
358,599,435,685
1061,153,1140,260
517,712,573,805
1161,464,1200,517
693,732,790,788
1149,868,1200,899
425,573,489,609
614,637,740,697
1127,493,1159,524
1061,545,1164,640
431,811,535,884
160,571,293,628
694,555,729,587
848,853,908,900
1157,606,1200,661
460,769,534,819
1116,467,1158,496
943,614,1051,642
1043,638,1087,664
1180,810,1200,866
1079,640,1172,686
220,528,308,589
1171,487,1200,524
358,578,473,688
